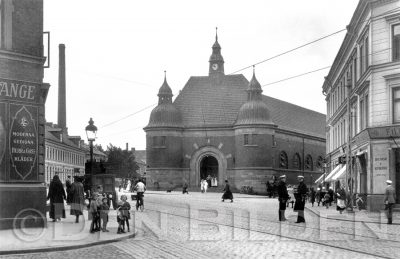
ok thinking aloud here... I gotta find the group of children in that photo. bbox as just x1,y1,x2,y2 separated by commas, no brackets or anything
88,193,131,234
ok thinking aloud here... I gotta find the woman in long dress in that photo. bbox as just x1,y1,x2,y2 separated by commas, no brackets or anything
47,175,66,222
222,180,233,202
70,176,85,223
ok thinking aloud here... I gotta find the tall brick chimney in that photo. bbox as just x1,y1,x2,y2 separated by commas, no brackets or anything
58,44,67,132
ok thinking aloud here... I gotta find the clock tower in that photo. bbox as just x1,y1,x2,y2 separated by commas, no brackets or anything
209,28,225,76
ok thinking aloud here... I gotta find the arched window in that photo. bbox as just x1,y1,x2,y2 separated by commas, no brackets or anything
316,156,324,171
293,153,301,170
279,151,288,169
305,155,313,171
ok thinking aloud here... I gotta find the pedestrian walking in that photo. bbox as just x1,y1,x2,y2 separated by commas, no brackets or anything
336,185,346,214
66,176,72,204
323,192,331,209
222,180,233,202
204,179,208,193
266,182,273,198
384,179,396,224
47,175,66,222
310,187,316,207
70,176,85,223
206,174,212,189
294,175,308,223
320,187,326,206
277,175,290,221
316,188,321,206
328,186,334,206
182,181,189,194
100,197,110,232
200,179,205,193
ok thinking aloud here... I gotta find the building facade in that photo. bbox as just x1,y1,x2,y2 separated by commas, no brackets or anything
323,0,400,210
44,123,85,185
0,0,49,229
144,34,326,193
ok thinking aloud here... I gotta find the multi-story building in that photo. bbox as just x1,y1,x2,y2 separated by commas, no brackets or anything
0,0,49,229
322,0,400,210
44,123,85,185
144,33,326,193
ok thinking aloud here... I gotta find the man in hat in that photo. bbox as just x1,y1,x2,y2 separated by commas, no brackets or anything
294,175,308,223
277,175,290,221
384,179,396,224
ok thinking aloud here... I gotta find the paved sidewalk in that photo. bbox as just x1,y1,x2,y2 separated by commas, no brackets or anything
305,202,400,225
0,191,136,255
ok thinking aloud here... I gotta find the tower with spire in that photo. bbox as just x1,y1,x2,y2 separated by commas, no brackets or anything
144,30,326,195
209,27,225,76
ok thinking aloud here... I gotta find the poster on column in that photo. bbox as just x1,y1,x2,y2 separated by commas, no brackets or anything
9,104,38,181
0,102,7,180
372,144,389,193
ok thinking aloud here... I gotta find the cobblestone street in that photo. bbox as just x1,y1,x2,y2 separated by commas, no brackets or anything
2,191,400,258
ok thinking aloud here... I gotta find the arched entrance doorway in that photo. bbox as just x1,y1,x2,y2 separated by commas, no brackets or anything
200,155,218,181
190,146,227,187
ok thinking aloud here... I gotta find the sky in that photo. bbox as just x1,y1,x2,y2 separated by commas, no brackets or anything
43,0,360,151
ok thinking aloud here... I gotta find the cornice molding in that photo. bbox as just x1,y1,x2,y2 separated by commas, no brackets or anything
0,50,45,65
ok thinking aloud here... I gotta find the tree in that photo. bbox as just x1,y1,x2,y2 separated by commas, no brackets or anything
105,144,139,178
94,144,105,153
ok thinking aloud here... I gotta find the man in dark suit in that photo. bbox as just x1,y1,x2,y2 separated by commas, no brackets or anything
384,179,396,224
277,175,290,221
294,175,308,223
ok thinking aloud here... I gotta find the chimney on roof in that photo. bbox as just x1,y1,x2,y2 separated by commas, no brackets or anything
58,44,67,133
126,143,128,151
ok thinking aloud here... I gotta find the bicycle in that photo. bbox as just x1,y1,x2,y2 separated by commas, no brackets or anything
136,192,144,211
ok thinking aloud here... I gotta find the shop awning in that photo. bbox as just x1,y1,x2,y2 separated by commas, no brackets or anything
332,165,346,181
314,173,325,184
325,164,342,182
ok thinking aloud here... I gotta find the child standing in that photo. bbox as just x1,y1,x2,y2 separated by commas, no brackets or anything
120,195,131,232
99,197,110,232
116,200,124,234
117,195,131,234
89,192,101,233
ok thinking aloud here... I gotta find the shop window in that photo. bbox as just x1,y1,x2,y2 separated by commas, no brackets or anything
305,155,313,171
279,151,288,169
393,24,400,61
393,87,400,123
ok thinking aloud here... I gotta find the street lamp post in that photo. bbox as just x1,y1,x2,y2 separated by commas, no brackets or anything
85,118,97,175
346,78,353,211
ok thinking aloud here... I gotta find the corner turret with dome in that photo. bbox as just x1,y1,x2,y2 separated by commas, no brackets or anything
145,71,182,129
235,67,274,126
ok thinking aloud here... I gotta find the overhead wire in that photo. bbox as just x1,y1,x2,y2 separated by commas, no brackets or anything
228,29,347,75
99,103,157,129
96,8,400,132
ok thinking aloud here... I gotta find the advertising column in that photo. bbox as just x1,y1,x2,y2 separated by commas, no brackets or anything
0,79,48,229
